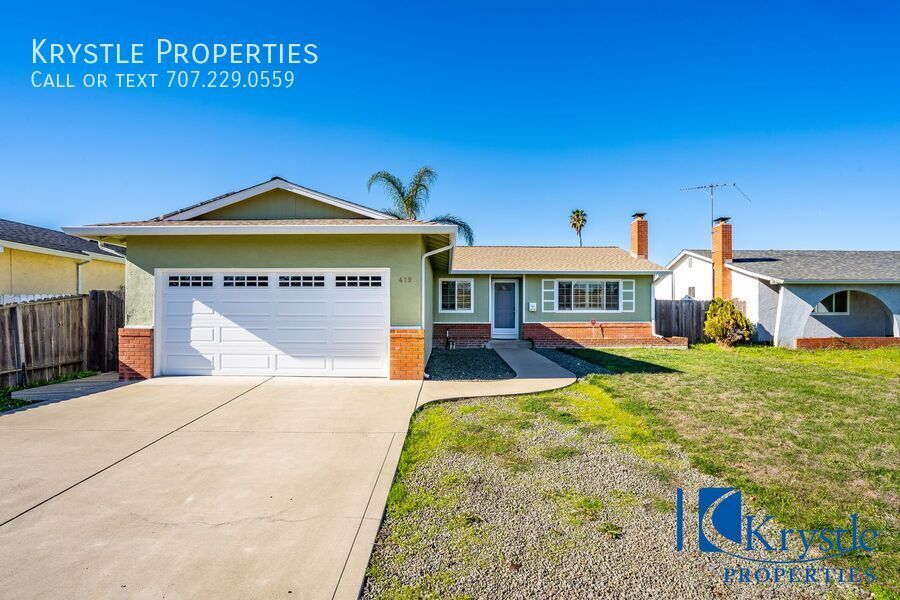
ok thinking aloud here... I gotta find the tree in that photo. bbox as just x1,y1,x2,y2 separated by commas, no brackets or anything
703,298,754,347
367,166,475,245
569,209,588,246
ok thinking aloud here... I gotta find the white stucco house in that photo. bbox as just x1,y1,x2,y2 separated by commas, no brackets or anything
655,217,900,348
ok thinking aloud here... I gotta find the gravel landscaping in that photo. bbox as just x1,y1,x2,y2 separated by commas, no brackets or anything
425,349,516,381
534,348,610,377
364,380,862,599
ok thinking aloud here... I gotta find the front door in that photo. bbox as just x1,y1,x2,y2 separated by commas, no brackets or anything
492,280,518,339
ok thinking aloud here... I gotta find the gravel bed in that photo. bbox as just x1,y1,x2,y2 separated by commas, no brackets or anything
534,348,611,377
363,394,862,599
425,349,516,381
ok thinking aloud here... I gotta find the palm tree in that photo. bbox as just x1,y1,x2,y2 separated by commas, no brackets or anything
570,209,588,246
367,166,475,245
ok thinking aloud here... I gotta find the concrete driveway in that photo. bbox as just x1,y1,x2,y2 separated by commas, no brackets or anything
0,376,420,599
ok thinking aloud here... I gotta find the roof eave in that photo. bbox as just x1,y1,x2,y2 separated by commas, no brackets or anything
62,223,458,238
0,238,93,261
448,269,669,275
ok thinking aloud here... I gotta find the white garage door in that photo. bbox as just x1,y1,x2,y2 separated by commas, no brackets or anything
158,270,390,377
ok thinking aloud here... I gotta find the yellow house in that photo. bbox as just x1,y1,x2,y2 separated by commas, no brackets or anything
0,218,125,296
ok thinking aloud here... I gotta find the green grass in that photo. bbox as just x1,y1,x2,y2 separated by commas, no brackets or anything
566,344,899,598
0,370,97,413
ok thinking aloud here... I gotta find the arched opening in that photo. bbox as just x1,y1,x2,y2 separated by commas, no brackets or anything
802,290,894,338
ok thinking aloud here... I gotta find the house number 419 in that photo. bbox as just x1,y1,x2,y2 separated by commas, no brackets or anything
398,276,413,283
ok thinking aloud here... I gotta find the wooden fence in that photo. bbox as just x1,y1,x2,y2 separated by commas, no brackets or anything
0,291,124,388
655,299,746,343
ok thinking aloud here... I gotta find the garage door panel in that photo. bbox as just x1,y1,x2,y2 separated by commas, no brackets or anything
161,270,390,377
276,300,329,317
165,326,215,343
274,354,329,371
220,326,273,343
275,327,329,344
165,299,216,316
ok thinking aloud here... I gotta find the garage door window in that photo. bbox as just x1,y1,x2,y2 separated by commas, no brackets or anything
168,275,213,287
279,275,325,287
336,275,382,287
224,275,269,287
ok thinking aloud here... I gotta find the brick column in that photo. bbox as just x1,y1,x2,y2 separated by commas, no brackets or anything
390,328,425,380
712,218,733,299
119,327,154,380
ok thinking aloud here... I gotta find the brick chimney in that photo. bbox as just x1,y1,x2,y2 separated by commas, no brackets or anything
712,217,732,299
630,212,648,259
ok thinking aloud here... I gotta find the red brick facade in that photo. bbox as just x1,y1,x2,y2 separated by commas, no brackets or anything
390,328,425,380
712,220,733,300
119,327,154,380
524,322,688,348
630,215,649,259
433,323,492,348
795,337,900,350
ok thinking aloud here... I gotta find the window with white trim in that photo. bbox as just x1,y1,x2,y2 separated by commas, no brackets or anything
168,275,213,287
813,291,849,315
336,275,382,287
279,275,325,288
556,280,621,311
223,275,269,287
440,279,473,312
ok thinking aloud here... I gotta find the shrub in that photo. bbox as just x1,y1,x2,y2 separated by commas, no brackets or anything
703,298,753,346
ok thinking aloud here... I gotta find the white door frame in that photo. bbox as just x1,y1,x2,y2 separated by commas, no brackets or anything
153,267,391,377
491,279,519,339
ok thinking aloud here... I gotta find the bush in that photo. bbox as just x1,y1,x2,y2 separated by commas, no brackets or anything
703,298,753,346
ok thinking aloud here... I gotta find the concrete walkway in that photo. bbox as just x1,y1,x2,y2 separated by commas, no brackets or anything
418,346,576,407
10,372,134,404
0,376,421,600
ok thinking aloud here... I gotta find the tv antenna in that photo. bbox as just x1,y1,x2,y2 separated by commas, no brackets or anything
680,182,751,230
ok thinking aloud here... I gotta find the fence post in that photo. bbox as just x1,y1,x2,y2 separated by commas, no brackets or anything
13,304,26,386
81,295,89,372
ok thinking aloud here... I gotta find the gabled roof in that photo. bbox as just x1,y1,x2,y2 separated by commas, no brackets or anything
154,177,395,221
684,249,900,283
0,219,125,261
451,246,667,274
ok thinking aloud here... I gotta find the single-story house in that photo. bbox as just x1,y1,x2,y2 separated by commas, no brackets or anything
654,217,900,348
64,177,685,381
0,219,125,297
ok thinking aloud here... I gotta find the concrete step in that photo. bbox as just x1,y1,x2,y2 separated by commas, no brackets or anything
485,339,532,350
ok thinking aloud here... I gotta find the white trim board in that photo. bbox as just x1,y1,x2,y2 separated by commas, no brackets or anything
63,223,458,238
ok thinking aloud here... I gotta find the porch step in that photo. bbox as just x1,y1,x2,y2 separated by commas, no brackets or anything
485,339,532,350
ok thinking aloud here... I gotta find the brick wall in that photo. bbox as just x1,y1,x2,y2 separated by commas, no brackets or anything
795,336,900,350
119,327,153,380
433,323,492,348
630,216,648,259
390,328,425,380
524,322,687,348
712,221,733,299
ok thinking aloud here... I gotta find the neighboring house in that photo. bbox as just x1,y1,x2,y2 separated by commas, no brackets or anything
64,177,685,381
655,217,900,348
0,219,125,296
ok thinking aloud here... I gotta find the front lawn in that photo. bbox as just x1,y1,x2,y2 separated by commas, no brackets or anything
565,345,899,597
365,346,898,599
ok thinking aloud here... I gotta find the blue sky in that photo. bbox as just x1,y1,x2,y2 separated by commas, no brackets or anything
1,0,899,264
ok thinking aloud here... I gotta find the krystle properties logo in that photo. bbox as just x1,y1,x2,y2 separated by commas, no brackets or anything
675,488,879,585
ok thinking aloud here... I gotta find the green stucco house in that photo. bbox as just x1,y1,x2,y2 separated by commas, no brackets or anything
65,177,684,380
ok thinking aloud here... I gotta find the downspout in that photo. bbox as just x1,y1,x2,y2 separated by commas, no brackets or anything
421,244,454,329
75,259,91,294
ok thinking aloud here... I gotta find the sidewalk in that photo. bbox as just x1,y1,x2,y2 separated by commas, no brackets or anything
418,346,575,407
10,372,133,405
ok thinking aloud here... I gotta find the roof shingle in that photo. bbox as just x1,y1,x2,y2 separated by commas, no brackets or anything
452,246,665,273
687,249,900,282
0,219,125,259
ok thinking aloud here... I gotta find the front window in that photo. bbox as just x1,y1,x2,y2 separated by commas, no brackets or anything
813,291,849,315
557,280,621,311
440,279,473,312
